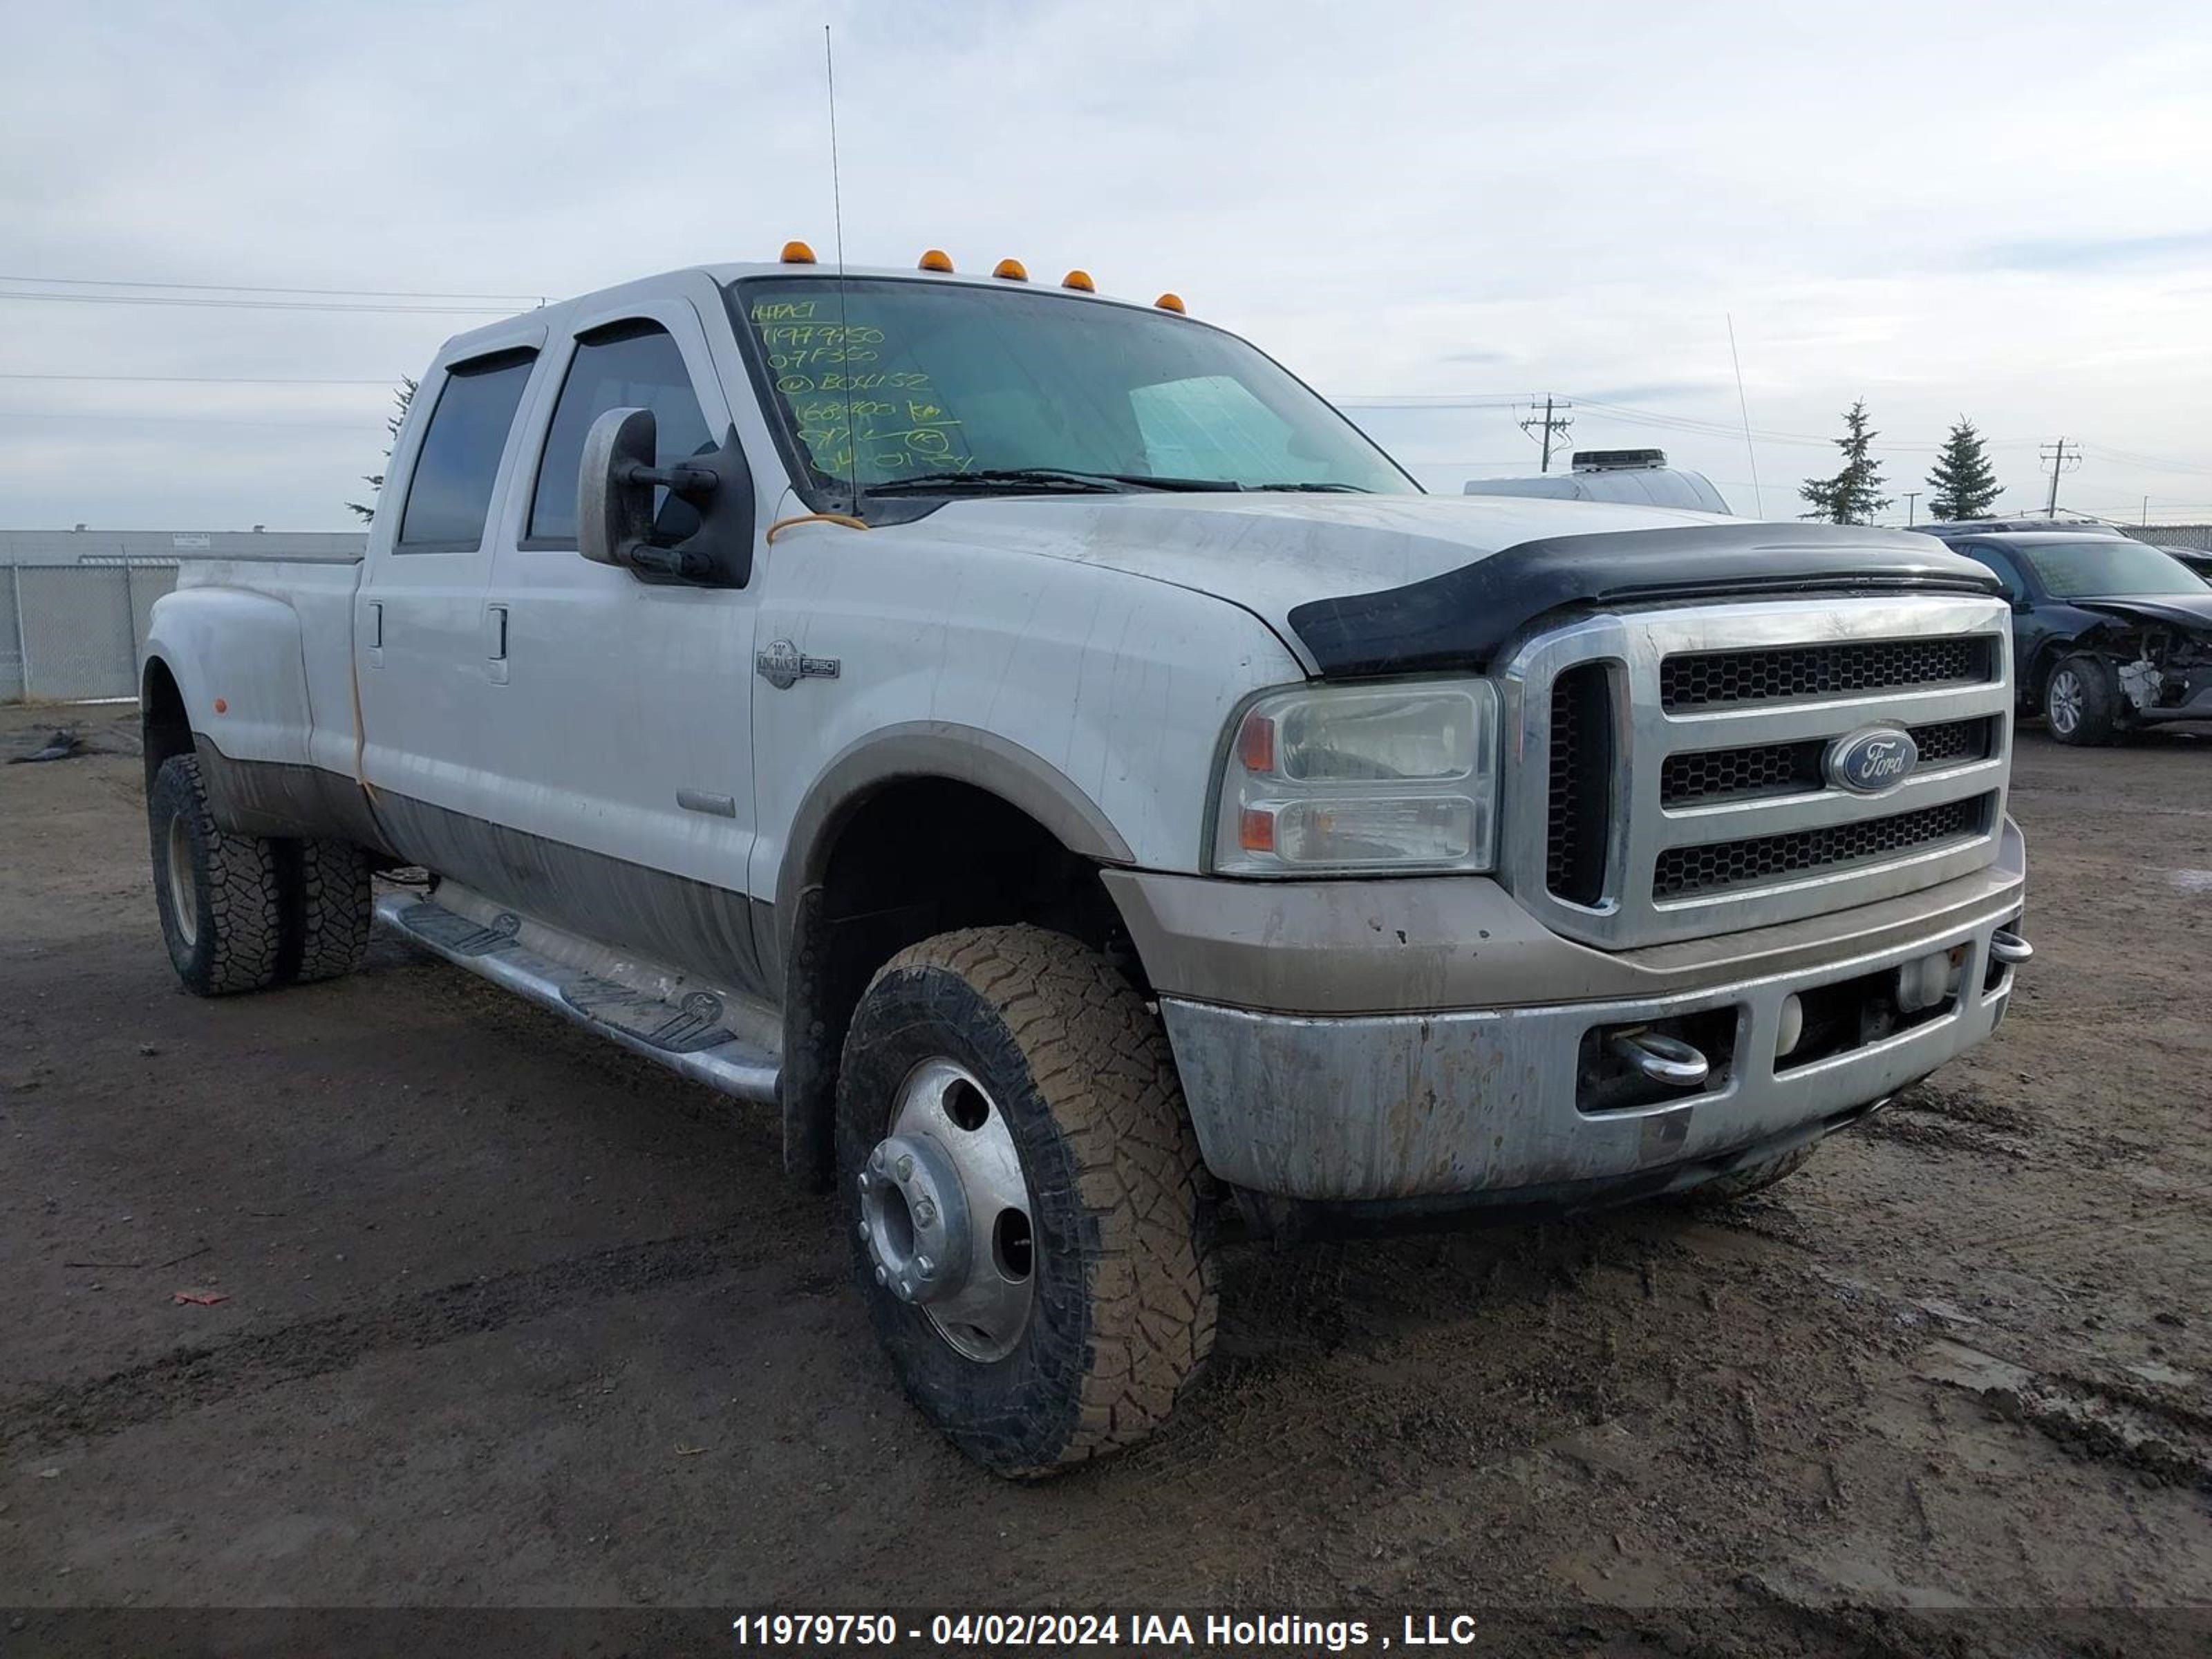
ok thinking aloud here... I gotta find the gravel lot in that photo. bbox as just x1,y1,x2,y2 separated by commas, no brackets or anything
2,700,2208,1653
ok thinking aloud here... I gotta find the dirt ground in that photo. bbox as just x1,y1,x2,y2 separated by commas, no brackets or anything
2,700,2208,1651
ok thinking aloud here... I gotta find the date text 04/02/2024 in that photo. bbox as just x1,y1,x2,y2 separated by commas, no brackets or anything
729,1612,1488,1649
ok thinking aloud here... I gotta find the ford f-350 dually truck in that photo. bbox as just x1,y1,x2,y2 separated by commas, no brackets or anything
140,248,2032,1475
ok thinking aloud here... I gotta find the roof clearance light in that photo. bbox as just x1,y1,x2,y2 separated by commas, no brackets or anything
992,258,1029,281
1061,269,1096,292
1154,292,1186,313
918,249,955,272
780,241,818,265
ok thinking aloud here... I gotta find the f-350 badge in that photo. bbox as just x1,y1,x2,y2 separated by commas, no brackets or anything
756,639,841,691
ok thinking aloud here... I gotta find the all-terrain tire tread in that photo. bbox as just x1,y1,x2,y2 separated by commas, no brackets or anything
150,753,284,996
851,924,1216,1476
288,838,373,982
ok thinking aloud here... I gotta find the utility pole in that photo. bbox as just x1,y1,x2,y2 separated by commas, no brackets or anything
1520,396,1573,474
2038,437,2077,518
1902,491,1920,526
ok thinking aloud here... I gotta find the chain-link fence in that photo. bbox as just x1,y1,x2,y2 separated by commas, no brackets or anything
1,560,179,703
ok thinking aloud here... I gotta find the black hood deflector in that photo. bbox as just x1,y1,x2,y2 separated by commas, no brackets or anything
1287,522,2002,678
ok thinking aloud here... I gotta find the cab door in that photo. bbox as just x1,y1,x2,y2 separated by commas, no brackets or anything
477,288,771,995
355,330,543,843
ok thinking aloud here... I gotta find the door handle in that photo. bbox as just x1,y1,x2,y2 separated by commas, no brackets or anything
366,601,384,669
485,604,510,685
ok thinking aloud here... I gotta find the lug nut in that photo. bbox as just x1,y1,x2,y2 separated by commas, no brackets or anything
856,1219,870,1240
913,1196,937,1228
916,1254,936,1279
870,1146,888,1174
895,1153,915,1182
856,1171,872,1193
874,1264,888,1286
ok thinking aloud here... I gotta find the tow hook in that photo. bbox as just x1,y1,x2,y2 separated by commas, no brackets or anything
1608,1030,1712,1089
1990,929,2034,967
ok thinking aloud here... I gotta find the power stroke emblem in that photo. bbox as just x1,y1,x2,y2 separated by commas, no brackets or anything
1826,726,1918,796
755,639,841,691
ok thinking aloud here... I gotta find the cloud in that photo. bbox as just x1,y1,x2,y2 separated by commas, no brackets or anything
2,0,2211,528
1969,231,2212,272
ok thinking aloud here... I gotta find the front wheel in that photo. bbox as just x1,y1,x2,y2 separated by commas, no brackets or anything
2045,654,2122,746
836,925,1217,1477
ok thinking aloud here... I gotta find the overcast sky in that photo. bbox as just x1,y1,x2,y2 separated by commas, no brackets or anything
5,0,2211,531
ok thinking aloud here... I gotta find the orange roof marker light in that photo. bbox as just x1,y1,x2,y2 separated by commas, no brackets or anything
1061,269,1096,292
780,241,817,265
918,249,955,272
992,258,1029,281
1154,292,1187,314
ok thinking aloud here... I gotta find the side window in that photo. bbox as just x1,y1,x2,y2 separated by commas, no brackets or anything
528,322,715,545
1130,375,1302,484
395,351,536,551
1962,545,2027,603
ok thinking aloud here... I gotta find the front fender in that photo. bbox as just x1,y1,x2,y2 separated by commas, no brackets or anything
142,586,314,768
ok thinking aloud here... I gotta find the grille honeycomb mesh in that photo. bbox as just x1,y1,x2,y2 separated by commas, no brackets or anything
1652,796,1990,899
1660,717,1993,806
1660,636,1994,711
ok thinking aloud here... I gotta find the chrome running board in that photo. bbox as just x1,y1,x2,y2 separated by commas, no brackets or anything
373,887,781,1105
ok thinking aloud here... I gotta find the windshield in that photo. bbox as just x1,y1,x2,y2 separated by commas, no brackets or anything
2012,539,2209,599
730,276,1416,503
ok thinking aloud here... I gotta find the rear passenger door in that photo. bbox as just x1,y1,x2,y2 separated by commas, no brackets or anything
355,334,541,833
478,291,771,995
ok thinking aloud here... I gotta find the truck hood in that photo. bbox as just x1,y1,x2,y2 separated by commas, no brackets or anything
2069,593,2212,632
893,493,1998,673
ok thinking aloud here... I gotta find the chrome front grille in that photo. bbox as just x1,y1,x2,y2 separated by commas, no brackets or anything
1650,794,1993,899
1657,715,1996,807
1659,635,1997,710
1507,596,2014,948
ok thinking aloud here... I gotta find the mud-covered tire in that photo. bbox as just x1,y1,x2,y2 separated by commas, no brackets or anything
283,838,373,983
1677,1141,1819,1205
148,753,284,996
836,925,1217,1478
2045,653,2122,746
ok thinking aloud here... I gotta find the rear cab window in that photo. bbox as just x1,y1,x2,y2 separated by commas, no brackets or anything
395,350,537,552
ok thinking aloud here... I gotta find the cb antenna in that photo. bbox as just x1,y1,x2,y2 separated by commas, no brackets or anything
825,25,863,522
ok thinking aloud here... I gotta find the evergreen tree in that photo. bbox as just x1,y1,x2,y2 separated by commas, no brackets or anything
1799,400,1893,525
345,377,418,523
1926,416,2002,520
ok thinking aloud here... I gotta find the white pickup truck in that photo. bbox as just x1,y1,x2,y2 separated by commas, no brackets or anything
141,248,2032,1475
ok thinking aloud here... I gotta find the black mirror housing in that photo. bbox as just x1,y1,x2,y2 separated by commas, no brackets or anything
577,407,756,588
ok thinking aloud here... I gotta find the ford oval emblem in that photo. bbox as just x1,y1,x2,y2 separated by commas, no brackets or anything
1826,727,1918,796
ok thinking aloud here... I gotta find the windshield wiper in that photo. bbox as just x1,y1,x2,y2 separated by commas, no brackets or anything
864,467,1244,496
1248,481,1374,494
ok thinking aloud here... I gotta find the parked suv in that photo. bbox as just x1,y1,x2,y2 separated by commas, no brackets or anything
1918,529,2212,743
140,250,2032,1474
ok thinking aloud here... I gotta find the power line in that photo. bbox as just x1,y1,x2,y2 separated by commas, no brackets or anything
0,290,519,315
0,371,393,386
0,273,543,302
2039,437,2082,517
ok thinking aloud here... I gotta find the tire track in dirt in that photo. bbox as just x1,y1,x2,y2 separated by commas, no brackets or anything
1,1222,809,1452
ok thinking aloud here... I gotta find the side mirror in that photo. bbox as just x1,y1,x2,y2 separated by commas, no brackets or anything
578,406,756,588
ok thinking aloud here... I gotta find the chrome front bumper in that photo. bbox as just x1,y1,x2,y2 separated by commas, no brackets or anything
1153,828,2026,1202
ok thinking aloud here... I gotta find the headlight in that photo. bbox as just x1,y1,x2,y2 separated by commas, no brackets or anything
1211,680,1499,875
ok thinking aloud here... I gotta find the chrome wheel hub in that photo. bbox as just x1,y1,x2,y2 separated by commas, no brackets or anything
165,812,198,948
2049,670,2083,735
859,1058,1035,1362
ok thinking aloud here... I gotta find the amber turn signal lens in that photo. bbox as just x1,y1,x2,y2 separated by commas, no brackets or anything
1154,292,1185,313
1061,269,1096,292
993,258,1029,281
918,249,954,272
1237,711,1276,774
1238,807,1277,854
780,241,817,265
